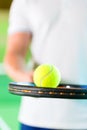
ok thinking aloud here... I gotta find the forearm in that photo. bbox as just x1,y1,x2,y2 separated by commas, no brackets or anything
5,53,29,82
4,32,33,82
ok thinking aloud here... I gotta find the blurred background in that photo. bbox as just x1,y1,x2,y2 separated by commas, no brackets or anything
0,1,21,130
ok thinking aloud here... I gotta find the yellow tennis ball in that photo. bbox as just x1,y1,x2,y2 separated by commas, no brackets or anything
33,64,61,88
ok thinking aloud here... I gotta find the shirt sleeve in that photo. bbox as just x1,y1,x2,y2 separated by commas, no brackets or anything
8,0,32,34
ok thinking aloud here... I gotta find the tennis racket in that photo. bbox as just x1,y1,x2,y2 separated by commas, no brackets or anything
8,82,87,99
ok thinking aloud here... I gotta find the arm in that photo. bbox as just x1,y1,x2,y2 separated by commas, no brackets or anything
4,32,34,82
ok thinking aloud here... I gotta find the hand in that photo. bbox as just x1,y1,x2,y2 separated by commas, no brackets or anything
17,70,34,83
24,70,34,82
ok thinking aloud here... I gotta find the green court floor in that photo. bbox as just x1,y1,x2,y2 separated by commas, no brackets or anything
0,103,20,130
0,75,21,130
0,10,9,63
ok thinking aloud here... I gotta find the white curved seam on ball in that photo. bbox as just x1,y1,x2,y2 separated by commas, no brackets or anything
40,65,53,86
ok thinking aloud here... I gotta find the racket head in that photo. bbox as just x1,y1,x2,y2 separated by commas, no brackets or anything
8,82,87,99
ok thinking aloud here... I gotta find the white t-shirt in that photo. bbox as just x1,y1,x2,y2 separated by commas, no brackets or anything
8,0,87,129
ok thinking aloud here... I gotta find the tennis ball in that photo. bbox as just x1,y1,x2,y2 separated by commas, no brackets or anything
33,64,61,88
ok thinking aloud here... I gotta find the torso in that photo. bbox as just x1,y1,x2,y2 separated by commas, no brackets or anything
15,0,87,128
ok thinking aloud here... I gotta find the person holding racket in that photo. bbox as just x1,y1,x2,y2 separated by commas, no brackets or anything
4,0,87,130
